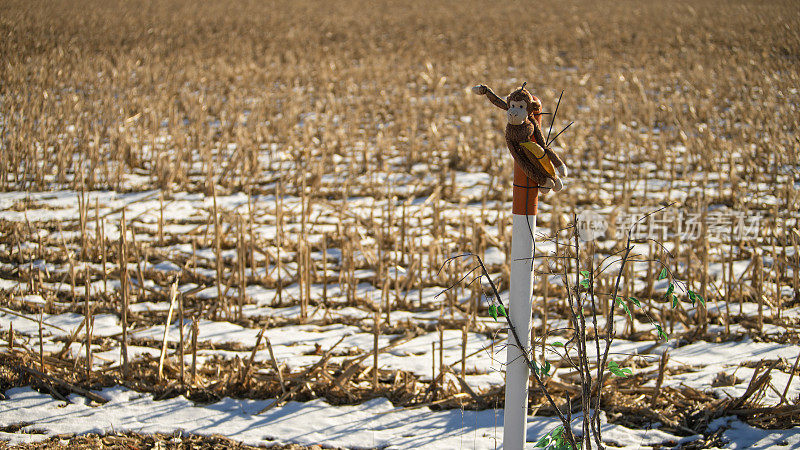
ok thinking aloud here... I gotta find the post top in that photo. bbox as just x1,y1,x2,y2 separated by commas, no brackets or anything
512,164,539,215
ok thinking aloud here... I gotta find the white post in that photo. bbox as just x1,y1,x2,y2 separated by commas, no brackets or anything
503,213,536,449
503,160,539,449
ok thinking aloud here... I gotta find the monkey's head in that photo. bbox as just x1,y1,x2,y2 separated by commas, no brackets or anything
506,82,541,126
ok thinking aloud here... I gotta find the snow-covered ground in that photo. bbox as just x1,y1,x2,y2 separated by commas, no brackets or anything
1,174,798,448
0,386,693,449
2,386,797,449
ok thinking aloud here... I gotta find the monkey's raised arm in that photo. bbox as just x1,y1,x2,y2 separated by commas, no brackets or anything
471,85,508,110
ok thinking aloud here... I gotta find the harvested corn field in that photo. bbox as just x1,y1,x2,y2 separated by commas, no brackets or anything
0,0,799,448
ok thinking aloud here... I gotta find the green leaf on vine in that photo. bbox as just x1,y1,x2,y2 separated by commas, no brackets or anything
622,301,632,319
534,426,572,449
535,426,573,449
658,268,668,280
655,324,667,340
534,434,551,448
551,341,564,347
629,297,641,307
580,270,591,278
616,297,632,319
497,304,507,317
489,305,497,321
608,360,633,377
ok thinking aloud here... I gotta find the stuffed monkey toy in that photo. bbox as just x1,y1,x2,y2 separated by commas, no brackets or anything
472,83,567,193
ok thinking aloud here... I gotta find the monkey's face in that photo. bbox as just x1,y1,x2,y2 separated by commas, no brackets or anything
507,99,529,126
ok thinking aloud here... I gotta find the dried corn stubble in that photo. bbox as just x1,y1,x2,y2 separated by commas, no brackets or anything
0,0,798,441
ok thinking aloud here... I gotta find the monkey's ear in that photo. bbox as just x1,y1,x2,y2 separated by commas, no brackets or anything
528,98,542,114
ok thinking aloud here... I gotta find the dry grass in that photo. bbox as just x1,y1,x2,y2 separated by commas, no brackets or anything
1,0,799,444
5,430,322,449
2,0,798,199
